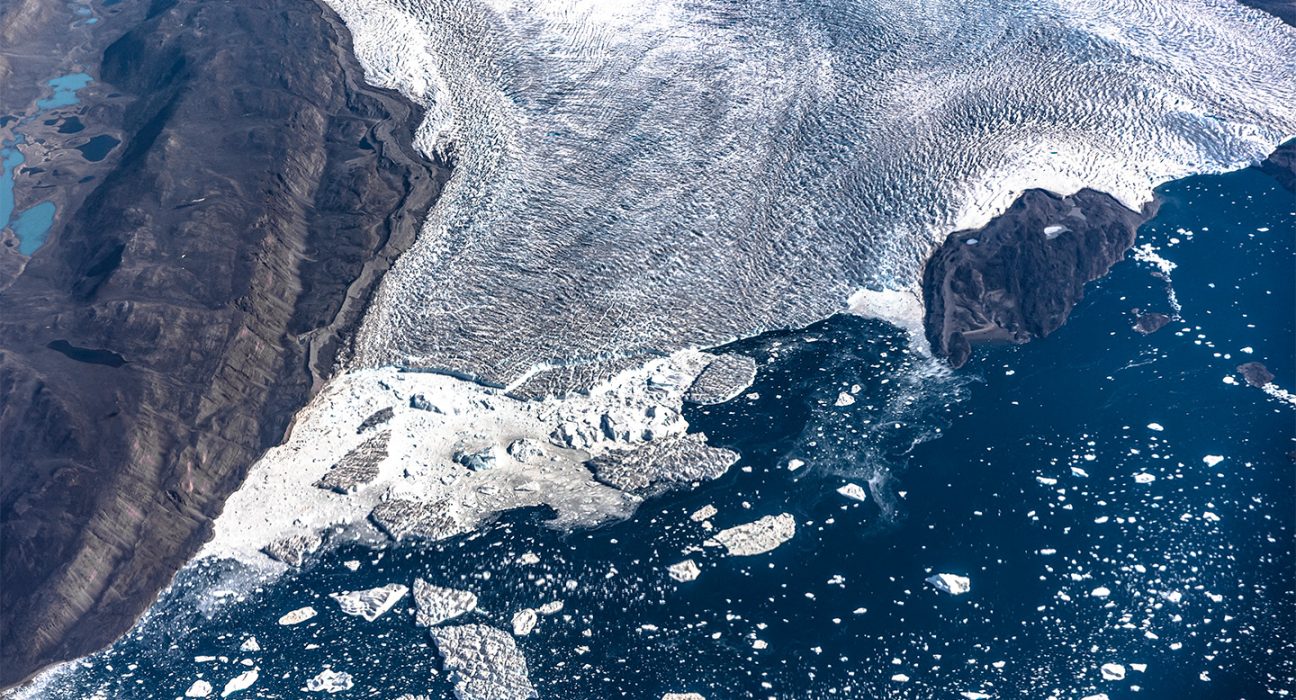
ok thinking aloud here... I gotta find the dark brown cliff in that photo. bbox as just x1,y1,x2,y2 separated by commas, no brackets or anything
922,189,1155,368
0,0,447,689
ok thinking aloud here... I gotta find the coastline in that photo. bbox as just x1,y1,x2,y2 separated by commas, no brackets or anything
0,0,448,689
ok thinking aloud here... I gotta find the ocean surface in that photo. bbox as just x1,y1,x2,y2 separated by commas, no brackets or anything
28,144,1294,698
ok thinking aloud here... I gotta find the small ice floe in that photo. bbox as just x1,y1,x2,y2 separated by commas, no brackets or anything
705,513,796,556
1147,423,1164,431
1036,476,1058,485
836,483,868,502
305,669,354,694
343,560,360,572
518,552,541,565
1130,663,1147,672
1091,586,1112,598
413,579,478,627
537,600,564,615
277,606,317,625
512,608,538,636
926,573,971,595
1202,455,1225,467
752,639,768,650
1043,224,1069,238
690,505,717,522
184,680,213,698
662,694,706,700
890,673,910,682
220,669,258,697
960,693,991,700
668,559,701,583
787,459,805,472
1080,694,1110,700
1133,472,1156,484
834,391,856,407
330,583,408,621
239,637,260,653
1100,663,1126,681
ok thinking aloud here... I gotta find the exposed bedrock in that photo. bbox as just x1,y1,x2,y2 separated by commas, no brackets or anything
922,189,1155,368
0,0,447,689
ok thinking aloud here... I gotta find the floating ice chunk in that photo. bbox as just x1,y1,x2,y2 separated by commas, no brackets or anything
1036,476,1057,485
1133,473,1156,484
960,693,991,700
195,655,217,663
705,513,796,556
343,560,360,571
1147,423,1164,431
537,601,564,615
752,639,768,650
690,505,717,522
684,353,757,405
787,459,805,472
277,606,317,625
185,680,213,698
220,669,258,697
305,669,354,693
239,637,259,653
1130,663,1147,672
413,579,478,627
891,674,910,682
926,573,971,595
429,624,536,700
668,559,701,582
1080,694,1109,700
1101,663,1126,681
1091,586,1112,598
518,552,541,565
511,609,538,636
662,694,706,700
836,483,868,502
834,391,856,407
1202,455,1224,467
330,583,408,621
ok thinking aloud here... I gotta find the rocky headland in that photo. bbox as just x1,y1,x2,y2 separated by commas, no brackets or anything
921,140,1294,368
0,0,447,689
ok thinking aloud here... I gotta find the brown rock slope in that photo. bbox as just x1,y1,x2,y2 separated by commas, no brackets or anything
0,0,447,688
922,189,1156,368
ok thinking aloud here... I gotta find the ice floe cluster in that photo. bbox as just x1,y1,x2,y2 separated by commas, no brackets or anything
203,349,750,568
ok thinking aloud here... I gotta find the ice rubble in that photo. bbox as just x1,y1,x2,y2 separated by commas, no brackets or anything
203,351,737,566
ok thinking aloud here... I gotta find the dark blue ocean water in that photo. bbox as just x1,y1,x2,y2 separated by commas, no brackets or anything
31,163,1293,699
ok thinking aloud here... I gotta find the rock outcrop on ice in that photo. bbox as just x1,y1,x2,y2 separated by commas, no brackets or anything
705,514,797,556
429,624,537,700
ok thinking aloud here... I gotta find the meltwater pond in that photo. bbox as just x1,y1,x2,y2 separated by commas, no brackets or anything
30,165,1293,699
